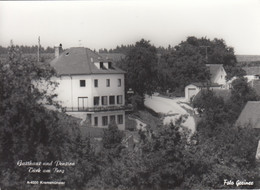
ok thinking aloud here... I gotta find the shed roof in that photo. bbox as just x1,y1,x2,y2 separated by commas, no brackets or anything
50,47,125,75
193,88,231,102
236,101,260,128
189,82,221,88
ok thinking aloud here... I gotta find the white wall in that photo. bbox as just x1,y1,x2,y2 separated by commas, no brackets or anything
66,110,125,130
91,74,125,107
185,84,201,101
52,73,126,129
53,73,125,108
91,110,125,130
214,67,227,86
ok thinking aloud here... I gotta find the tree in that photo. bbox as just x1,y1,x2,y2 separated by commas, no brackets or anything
157,36,244,95
230,77,259,105
119,39,158,108
135,122,188,189
158,37,210,94
193,90,228,124
102,122,124,150
225,77,260,123
182,122,259,189
0,45,96,189
88,122,190,190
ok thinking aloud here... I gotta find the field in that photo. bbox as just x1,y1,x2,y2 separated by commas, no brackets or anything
236,54,260,63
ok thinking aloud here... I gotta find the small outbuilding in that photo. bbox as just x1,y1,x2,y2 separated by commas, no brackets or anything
185,82,221,101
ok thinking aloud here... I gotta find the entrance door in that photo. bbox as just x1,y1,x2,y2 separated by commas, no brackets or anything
188,88,197,100
78,97,88,111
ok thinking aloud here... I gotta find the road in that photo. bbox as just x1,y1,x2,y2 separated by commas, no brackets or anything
144,95,196,134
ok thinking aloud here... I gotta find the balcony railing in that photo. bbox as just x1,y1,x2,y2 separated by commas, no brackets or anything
64,104,133,112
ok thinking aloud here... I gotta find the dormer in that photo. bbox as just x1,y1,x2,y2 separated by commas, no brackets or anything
94,62,105,69
108,62,112,69
104,62,108,69
104,62,113,69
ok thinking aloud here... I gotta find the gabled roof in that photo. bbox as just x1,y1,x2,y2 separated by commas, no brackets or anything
50,47,125,75
206,64,225,82
236,101,260,128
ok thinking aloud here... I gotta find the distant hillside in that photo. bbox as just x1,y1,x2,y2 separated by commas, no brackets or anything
236,55,260,63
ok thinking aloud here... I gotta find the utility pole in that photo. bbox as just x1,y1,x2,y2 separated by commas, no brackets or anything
37,36,41,62
200,46,210,62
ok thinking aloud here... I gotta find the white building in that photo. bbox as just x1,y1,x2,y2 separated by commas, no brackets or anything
185,82,221,101
50,45,127,130
185,64,227,101
206,64,227,87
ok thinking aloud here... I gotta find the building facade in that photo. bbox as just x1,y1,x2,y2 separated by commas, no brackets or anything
50,45,127,130
185,82,221,101
185,64,228,101
206,64,227,87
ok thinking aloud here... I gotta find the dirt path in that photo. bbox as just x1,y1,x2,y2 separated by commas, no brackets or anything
144,95,196,134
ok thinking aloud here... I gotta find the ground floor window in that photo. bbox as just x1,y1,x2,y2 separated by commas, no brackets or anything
102,116,108,126
117,115,123,124
110,115,116,123
94,116,98,126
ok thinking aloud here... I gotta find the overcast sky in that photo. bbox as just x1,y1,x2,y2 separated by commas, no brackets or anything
0,0,260,55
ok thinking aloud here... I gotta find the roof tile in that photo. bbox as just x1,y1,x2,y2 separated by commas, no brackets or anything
236,101,260,128
50,47,125,75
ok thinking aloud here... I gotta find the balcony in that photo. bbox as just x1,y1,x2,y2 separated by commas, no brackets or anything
64,104,133,112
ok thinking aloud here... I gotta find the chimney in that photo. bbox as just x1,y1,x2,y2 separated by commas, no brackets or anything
55,43,62,58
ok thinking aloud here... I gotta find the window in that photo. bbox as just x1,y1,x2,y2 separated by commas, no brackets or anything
94,79,98,87
102,116,108,126
102,96,108,105
118,79,121,87
117,115,123,124
87,114,92,124
106,79,110,87
94,117,98,126
100,62,104,69
94,96,100,106
108,62,112,69
80,80,86,87
117,95,123,104
110,115,116,123
109,96,115,105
